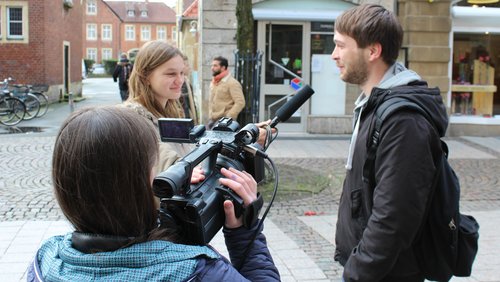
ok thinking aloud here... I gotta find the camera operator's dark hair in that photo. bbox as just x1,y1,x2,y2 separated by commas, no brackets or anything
213,56,228,69
334,4,403,66
52,106,180,244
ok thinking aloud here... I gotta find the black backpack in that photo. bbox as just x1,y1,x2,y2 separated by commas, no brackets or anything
362,96,480,281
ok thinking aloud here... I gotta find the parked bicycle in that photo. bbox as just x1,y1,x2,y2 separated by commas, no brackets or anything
2,77,41,120
27,84,49,117
0,88,26,126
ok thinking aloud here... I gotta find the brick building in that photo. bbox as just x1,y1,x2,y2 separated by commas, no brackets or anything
83,0,177,64
0,0,84,101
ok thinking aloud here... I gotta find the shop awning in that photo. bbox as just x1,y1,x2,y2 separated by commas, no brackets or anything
452,6,500,33
252,0,356,22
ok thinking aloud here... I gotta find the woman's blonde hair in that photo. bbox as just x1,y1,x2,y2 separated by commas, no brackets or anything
128,40,185,118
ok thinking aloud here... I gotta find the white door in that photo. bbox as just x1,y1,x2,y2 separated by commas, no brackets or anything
257,21,311,132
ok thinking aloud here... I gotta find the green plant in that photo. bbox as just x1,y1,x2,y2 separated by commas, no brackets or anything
103,59,118,75
83,59,94,75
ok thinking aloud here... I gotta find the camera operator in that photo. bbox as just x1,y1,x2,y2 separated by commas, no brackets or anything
28,106,280,282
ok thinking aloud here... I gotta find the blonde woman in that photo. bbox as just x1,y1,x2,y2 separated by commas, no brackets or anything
124,40,193,174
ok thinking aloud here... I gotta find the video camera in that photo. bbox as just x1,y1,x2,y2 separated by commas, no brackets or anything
153,85,315,245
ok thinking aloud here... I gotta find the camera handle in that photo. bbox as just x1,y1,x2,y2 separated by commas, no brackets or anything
216,185,244,217
215,186,264,229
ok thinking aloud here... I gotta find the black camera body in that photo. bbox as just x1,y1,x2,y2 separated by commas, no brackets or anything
153,117,265,245
153,84,315,245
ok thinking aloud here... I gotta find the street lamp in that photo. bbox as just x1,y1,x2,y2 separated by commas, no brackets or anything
189,21,198,34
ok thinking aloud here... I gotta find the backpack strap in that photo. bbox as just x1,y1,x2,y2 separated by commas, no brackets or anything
362,97,431,185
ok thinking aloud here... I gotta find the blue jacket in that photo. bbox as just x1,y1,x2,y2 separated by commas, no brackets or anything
27,221,280,282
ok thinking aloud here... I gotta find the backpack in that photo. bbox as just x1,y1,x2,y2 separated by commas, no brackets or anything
362,96,480,281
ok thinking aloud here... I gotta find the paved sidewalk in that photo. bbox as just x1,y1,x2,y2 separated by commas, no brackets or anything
1,78,500,281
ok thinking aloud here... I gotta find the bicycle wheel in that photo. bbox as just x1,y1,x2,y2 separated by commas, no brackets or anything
32,92,49,117
0,97,26,126
22,93,40,120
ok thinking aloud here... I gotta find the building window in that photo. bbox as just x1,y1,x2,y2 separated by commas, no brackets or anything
86,48,97,62
102,24,112,41
125,25,135,41
0,2,29,43
141,25,151,41
171,26,177,41
86,0,96,15
157,26,166,40
102,48,112,61
141,10,148,17
87,24,97,40
7,7,23,39
127,9,135,17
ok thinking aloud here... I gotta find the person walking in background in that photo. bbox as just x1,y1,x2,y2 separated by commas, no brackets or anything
332,4,448,281
180,54,199,124
113,53,133,102
28,106,280,282
208,56,245,129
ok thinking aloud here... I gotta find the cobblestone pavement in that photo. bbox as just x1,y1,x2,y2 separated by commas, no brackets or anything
1,134,500,281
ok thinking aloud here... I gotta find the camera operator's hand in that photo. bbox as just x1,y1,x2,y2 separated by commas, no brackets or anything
190,166,205,184
219,167,257,229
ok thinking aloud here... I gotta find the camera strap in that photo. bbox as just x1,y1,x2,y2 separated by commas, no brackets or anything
243,193,264,229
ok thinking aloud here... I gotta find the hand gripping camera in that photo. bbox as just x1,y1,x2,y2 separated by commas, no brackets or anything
153,85,315,245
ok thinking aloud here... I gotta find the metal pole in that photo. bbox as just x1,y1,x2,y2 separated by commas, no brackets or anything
68,92,74,112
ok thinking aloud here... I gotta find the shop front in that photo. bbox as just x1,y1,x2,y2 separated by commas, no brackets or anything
252,0,356,133
449,4,500,135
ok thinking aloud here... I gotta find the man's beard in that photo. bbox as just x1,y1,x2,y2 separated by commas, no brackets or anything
342,55,368,85
212,70,221,77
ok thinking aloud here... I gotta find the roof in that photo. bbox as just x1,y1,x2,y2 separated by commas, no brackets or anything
252,0,356,21
183,0,198,18
104,1,176,23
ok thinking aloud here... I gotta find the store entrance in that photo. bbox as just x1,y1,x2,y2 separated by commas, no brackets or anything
257,21,310,132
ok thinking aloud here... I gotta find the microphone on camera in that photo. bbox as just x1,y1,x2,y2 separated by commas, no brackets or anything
270,84,315,128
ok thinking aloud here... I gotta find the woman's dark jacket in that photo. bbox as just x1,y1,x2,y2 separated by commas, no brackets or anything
334,80,449,281
28,220,279,281
112,61,133,91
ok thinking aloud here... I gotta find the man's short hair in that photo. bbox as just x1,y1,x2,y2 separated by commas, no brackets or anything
213,56,228,69
334,4,403,66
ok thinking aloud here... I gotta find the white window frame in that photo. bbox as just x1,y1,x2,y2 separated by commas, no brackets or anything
125,25,135,41
141,25,151,41
157,26,166,40
102,48,112,61
86,48,97,62
141,10,148,17
0,0,29,44
7,6,22,39
127,10,135,17
86,23,97,40
101,24,112,41
86,0,97,15
171,26,177,41
0,2,29,43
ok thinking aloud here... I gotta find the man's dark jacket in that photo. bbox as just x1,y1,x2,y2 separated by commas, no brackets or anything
335,76,449,281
